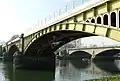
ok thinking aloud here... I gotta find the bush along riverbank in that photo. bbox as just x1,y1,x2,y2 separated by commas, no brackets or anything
85,75,120,81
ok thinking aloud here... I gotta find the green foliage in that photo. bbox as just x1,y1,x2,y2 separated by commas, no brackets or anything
85,75,120,81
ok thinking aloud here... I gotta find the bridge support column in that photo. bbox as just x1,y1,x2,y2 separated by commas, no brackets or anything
20,34,24,53
57,48,65,59
91,50,95,60
58,48,62,57
91,55,95,60
56,48,69,60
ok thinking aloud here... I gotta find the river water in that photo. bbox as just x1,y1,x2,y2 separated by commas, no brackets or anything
0,59,120,81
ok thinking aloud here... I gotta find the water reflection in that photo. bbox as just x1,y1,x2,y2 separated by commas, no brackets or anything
0,62,9,81
94,60,120,74
1,62,14,81
1,61,55,81
55,59,120,81
115,60,120,70
1,59,120,81
13,70,54,81
70,59,90,69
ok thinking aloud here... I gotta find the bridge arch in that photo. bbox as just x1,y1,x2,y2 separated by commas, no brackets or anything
7,45,19,61
111,12,116,27
69,51,91,59
103,14,108,25
23,30,96,70
24,30,95,56
97,49,120,56
94,49,120,60
97,16,101,24
86,20,89,22
91,18,95,23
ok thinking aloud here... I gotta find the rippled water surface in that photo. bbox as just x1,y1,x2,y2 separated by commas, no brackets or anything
0,59,120,81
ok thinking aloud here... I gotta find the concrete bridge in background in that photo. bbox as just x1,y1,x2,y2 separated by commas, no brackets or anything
67,46,120,55
66,46,120,59
1,0,120,69
56,46,120,60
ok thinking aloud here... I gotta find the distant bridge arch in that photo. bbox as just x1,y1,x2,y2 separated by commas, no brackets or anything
96,49,120,56
94,49,120,60
69,51,91,59
68,47,120,56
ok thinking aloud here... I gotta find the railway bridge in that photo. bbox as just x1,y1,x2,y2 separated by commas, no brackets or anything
1,0,120,69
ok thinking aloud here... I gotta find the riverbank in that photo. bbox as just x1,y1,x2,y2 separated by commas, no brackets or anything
85,75,120,81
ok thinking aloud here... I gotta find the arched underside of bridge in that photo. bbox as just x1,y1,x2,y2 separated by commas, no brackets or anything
24,30,95,57
7,45,19,61
94,49,120,60
69,51,91,59
24,21,120,58
22,30,95,70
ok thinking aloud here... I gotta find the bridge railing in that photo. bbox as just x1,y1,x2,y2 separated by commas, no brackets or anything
23,0,98,37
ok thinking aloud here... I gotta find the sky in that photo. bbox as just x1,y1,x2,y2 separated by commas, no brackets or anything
0,0,78,41
0,0,88,41
0,0,120,45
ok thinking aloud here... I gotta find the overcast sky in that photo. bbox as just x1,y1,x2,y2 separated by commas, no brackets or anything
0,0,89,41
0,0,120,45
0,0,81,41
